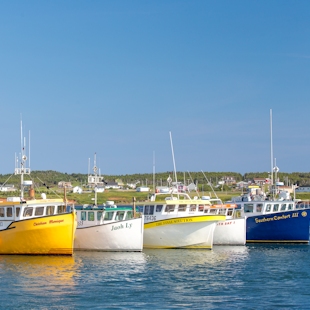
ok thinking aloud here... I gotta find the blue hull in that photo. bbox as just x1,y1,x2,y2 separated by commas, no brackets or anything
246,209,310,243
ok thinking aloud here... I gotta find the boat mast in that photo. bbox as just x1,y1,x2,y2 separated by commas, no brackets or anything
15,120,31,199
169,132,179,198
93,152,98,206
153,151,156,194
270,109,274,198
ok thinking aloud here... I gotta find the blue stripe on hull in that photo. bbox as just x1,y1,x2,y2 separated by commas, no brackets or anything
246,209,310,243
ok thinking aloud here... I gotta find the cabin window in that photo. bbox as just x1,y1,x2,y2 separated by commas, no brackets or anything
7,207,13,217
57,205,66,214
144,205,154,215
273,204,279,212
16,207,20,217
165,205,175,212
115,211,125,221
219,209,226,215
209,209,218,214
190,204,197,212
227,209,233,216
280,204,287,211
198,205,205,211
244,204,254,213
97,211,103,220
125,211,133,220
256,204,263,212
178,204,187,212
104,211,114,221
24,207,33,217
88,212,95,221
288,204,293,210
47,206,55,215
266,204,272,212
156,205,163,212
0,207,4,217
35,207,44,216
81,211,86,221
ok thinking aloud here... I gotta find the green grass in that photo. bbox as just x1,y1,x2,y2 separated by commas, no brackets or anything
3,188,310,205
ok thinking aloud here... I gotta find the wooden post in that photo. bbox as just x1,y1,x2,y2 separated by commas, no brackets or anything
133,197,136,218
64,186,67,207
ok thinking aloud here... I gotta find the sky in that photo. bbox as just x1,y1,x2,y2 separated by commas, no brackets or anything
1,0,310,176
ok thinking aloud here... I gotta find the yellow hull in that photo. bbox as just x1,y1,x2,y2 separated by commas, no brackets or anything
0,212,77,255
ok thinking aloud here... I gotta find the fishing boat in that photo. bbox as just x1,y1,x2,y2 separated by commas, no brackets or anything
230,188,310,243
199,172,246,245
74,202,144,252
74,154,144,252
209,198,246,245
0,122,77,255
135,191,227,249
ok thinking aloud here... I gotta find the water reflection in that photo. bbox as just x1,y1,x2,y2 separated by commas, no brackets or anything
0,255,77,288
143,246,250,269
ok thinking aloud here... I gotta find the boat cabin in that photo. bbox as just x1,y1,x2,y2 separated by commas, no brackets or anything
0,197,73,230
75,205,135,227
239,201,296,215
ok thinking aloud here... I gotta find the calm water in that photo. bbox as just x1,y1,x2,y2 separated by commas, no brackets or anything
0,245,310,309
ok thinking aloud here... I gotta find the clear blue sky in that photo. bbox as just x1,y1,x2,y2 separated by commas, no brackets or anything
1,1,309,176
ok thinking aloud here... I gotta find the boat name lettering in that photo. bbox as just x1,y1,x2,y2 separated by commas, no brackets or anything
145,215,156,221
217,221,235,226
111,223,133,231
49,219,64,224
292,212,299,218
112,223,124,230
255,214,291,224
155,218,193,226
33,221,47,226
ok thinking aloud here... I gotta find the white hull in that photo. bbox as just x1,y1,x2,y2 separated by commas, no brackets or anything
144,220,218,249
74,218,144,252
213,218,246,245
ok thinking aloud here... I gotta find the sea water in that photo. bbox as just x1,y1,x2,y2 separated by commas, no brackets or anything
0,245,309,309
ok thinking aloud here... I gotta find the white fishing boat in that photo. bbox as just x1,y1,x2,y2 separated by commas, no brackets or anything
74,154,144,252
135,191,227,249
209,198,246,245
0,121,77,255
74,203,144,252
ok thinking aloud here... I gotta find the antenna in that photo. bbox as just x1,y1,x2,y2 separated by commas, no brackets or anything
29,130,31,169
153,151,156,194
169,132,178,184
15,119,31,199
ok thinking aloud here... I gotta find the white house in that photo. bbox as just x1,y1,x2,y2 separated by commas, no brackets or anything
73,186,83,194
136,187,150,192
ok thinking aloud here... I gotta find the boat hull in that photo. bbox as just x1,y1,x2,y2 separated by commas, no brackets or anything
213,218,246,245
246,209,310,243
0,212,77,255
74,218,144,252
143,215,224,249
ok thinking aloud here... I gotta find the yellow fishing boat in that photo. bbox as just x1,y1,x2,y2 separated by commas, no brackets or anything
0,120,77,255
0,197,76,255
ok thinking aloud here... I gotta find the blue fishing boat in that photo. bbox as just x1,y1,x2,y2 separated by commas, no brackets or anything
231,188,310,243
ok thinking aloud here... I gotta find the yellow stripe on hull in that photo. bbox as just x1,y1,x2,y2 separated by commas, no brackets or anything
143,245,212,249
0,212,77,255
144,215,225,229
